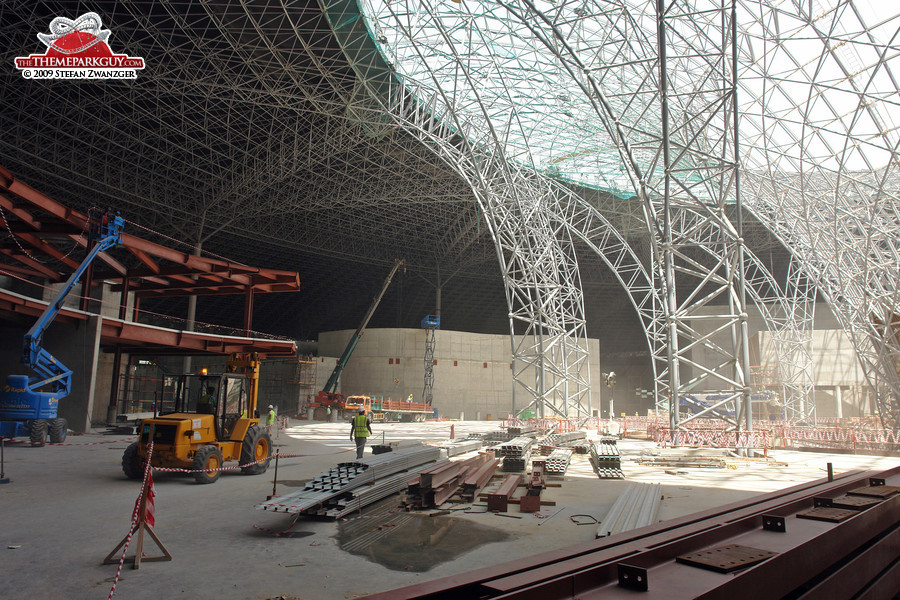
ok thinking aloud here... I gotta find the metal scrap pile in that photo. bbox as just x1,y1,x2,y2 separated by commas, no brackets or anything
255,444,441,519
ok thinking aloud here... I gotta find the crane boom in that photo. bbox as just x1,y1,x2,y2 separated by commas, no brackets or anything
322,259,404,394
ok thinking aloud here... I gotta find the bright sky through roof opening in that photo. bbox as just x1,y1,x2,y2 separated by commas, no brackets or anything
361,0,900,195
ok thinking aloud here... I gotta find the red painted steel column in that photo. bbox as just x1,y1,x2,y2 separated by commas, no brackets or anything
243,286,254,336
118,276,130,320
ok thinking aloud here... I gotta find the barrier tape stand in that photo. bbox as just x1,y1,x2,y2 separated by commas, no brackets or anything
104,442,172,599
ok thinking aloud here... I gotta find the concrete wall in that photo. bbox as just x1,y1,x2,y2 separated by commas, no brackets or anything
689,302,872,416
318,328,605,419
0,317,103,433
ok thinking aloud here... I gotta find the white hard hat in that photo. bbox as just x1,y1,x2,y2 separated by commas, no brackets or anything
268,405,274,409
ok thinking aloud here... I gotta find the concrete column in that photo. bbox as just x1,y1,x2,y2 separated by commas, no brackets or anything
59,315,103,433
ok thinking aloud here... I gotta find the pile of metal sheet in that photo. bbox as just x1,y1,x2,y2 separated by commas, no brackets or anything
545,448,573,475
500,436,534,471
590,439,624,478
596,482,661,537
406,451,499,508
256,444,442,519
440,438,483,457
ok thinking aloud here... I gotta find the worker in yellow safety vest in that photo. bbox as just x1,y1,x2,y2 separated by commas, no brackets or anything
350,408,373,459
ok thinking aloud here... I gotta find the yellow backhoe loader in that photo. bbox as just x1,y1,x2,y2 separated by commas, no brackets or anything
122,352,272,484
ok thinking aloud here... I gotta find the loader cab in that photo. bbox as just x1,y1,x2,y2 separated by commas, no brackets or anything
171,373,251,440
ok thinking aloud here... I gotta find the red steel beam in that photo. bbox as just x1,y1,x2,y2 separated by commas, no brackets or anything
0,164,300,297
0,288,295,357
365,467,898,600
487,474,523,513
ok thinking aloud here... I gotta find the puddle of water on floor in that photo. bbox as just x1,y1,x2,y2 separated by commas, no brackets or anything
336,503,512,572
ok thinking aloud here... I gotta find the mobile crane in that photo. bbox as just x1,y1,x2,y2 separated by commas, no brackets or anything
0,212,125,444
308,259,404,420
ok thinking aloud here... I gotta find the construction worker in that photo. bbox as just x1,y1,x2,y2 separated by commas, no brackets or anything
266,404,276,435
350,408,372,460
198,386,216,414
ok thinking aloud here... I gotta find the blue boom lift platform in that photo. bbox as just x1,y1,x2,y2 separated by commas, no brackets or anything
0,213,124,444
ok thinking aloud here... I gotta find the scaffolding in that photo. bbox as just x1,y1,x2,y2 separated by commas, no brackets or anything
421,315,439,406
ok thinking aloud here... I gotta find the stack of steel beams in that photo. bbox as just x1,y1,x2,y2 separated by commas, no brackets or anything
459,454,501,502
590,439,624,478
499,436,534,472
406,451,498,508
545,448,573,475
440,438,483,457
544,430,586,446
507,425,537,437
256,444,441,518
364,467,900,599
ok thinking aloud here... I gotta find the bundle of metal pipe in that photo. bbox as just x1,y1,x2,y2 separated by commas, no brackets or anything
589,439,623,479
545,448,573,475
596,482,661,537
502,455,530,472
256,444,441,515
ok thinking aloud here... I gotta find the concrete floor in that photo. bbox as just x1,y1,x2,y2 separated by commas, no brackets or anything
1,420,897,600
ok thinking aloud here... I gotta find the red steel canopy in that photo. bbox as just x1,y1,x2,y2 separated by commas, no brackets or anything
0,164,298,356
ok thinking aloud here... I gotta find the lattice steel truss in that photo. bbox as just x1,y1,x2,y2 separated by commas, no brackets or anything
2,1,898,427
353,0,900,430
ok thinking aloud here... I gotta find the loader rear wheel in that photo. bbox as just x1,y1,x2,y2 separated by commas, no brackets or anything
122,442,144,480
49,418,67,443
192,445,223,484
29,419,48,446
240,426,272,475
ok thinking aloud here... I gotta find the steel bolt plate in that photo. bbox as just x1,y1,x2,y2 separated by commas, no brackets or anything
847,485,900,499
797,506,858,522
676,544,778,573
829,494,882,510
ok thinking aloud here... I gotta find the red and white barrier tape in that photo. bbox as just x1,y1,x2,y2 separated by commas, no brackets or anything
2,437,133,446
108,442,154,600
150,449,351,475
